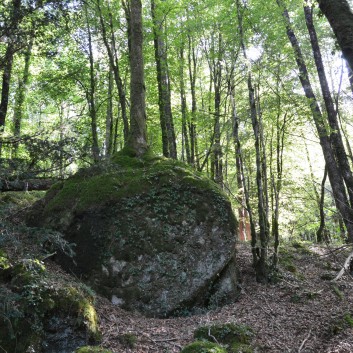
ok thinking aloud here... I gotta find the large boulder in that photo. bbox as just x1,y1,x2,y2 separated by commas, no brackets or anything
28,153,238,317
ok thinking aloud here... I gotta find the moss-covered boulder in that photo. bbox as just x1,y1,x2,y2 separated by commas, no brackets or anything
0,254,100,353
28,153,238,317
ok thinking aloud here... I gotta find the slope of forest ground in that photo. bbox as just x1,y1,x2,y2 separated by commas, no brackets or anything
1,192,353,353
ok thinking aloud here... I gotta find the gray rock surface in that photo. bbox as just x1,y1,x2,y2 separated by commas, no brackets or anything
28,156,238,317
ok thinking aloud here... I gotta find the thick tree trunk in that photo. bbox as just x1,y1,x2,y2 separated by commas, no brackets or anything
0,0,21,134
304,3,353,205
316,0,353,71
0,43,14,133
151,0,177,159
126,0,148,156
277,0,353,242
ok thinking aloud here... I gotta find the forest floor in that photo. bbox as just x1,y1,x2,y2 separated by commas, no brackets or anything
93,242,353,353
2,192,353,353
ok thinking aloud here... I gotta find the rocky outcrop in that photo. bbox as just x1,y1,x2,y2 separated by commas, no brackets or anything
28,153,238,317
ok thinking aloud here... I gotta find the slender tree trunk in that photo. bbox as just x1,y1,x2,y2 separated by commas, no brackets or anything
179,45,191,164
126,0,148,155
188,34,199,168
230,82,251,242
277,0,353,242
85,7,100,163
151,0,177,159
105,67,114,157
317,166,328,243
12,39,33,157
316,0,353,71
237,0,269,282
97,0,129,143
213,34,223,186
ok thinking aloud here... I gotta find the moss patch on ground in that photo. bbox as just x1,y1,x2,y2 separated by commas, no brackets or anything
181,341,228,353
183,323,254,353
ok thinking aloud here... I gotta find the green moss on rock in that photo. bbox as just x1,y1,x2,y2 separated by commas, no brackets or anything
0,254,100,352
181,341,227,353
27,153,238,317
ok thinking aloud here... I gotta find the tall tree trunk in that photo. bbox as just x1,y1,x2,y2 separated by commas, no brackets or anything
0,43,15,135
188,34,199,168
179,45,191,164
277,0,353,242
105,67,114,157
208,32,223,186
230,82,251,242
151,0,177,159
97,0,129,144
12,38,33,157
126,0,148,156
0,0,21,136
237,0,269,282
85,7,100,163
316,0,353,71
304,3,353,205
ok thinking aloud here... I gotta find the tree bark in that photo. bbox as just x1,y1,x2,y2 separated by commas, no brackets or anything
0,0,21,134
188,34,199,168
126,0,148,156
316,0,353,71
317,166,328,243
179,45,191,164
151,0,177,159
12,39,33,157
85,6,100,163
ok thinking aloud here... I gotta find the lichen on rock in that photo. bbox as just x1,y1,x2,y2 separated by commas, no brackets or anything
28,152,238,317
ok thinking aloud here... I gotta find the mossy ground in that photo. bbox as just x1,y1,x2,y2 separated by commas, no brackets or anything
185,323,254,353
181,341,228,353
